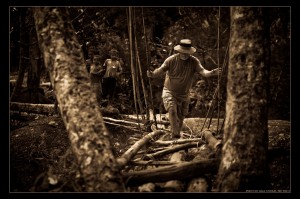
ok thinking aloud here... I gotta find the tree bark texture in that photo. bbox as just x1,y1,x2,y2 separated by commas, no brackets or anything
33,7,125,192
216,7,270,192
27,8,44,103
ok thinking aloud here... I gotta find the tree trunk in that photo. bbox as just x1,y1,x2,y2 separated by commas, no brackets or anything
33,7,125,192
216,7,270,192
10,8,29,102
27,8,43,103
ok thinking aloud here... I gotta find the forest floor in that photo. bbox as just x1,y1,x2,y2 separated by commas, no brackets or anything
9,111,291,192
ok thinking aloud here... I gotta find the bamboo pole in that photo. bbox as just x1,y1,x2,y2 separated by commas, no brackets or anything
128,7,141,132
135,28,149,122
141,8,158,128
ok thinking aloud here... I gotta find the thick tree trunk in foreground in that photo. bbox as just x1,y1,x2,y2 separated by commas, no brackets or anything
33,7,125,192
216,7,270,192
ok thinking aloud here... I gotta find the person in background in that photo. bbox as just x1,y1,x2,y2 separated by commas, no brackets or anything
147,39,222,139
102,48,123,102
90,55,104,105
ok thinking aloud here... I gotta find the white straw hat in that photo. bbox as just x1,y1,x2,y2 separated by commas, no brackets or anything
174,39,196,54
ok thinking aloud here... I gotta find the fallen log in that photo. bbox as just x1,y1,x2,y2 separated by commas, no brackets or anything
137,146,169,155
104,121,141,133
10,110,46,120
142,142,204,161
10,102,120,117
121,114,170,125
137,149,187,192
201,128,222,153
10,102,57,115
10,109,144,133
103,117,141,126
130,160,177,166
117,130,167,169
154,138,206,146
123,158,220,186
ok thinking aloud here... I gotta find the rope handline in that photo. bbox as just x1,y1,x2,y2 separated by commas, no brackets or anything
200,84,219,131
142,8,158,129
215,37,230,134
207,93,218,129
200,38,229,132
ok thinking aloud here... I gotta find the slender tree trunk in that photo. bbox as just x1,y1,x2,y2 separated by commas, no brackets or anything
128,7,141,124
33,7,125,192
10,8,28,101
27,8,43,103
216,7,270,192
